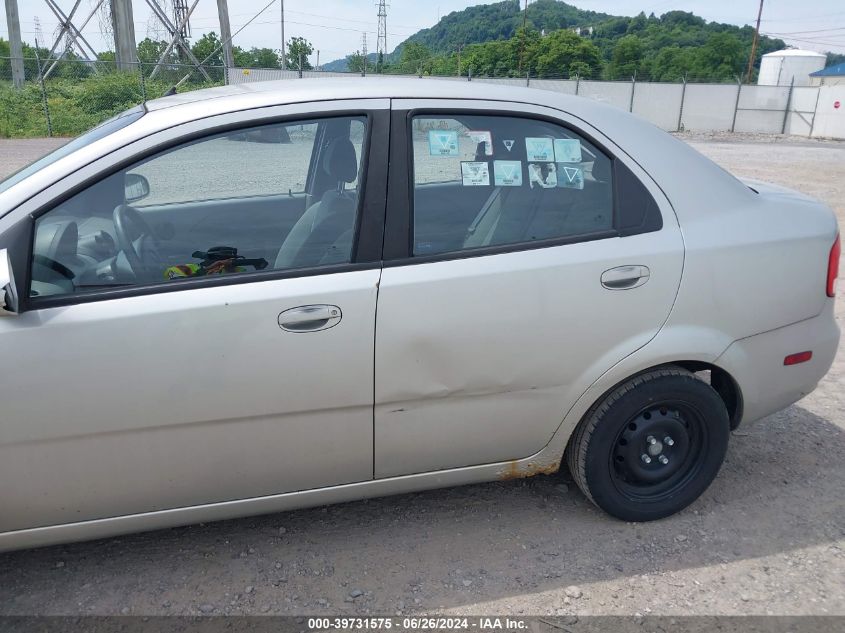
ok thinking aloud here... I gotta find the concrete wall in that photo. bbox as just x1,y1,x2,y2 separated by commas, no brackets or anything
812,86,845,139
228,68,845,140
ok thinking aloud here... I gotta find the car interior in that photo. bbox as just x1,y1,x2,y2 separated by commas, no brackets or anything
412,115,614,256
30,116,366,299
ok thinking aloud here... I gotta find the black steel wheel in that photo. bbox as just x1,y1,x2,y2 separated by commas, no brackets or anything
566,366,730,521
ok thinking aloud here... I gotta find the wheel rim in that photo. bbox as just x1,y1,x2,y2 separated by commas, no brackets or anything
609,401,709,502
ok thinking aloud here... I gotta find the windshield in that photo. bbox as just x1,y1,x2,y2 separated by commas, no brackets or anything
0,106,146,196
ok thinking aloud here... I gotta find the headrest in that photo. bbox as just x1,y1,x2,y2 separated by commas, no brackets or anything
591,157,611,183
322,137,358,184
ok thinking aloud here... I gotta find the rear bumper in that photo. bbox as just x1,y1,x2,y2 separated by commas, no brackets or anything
716,299,840,425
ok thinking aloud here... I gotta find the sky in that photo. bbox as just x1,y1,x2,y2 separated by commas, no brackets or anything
2,0,844,65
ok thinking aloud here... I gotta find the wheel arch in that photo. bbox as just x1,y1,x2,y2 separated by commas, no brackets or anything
569,360,744,444
669,361,744,430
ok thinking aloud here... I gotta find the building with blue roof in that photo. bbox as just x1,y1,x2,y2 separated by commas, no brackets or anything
810,62,845,86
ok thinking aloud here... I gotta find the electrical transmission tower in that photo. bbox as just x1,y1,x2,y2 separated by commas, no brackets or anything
376,0,388,72
172,0,191,39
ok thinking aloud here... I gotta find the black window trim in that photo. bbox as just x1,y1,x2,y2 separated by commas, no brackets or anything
17,107,390,312
383,107,661,267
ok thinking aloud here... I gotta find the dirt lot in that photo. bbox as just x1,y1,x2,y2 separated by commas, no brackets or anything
0,134,844,617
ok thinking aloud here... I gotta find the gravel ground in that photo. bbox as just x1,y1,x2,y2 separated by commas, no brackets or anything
0,134,844,617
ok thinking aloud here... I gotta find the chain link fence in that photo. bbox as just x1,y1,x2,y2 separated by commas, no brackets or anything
0,57,226,137
1,56,843,139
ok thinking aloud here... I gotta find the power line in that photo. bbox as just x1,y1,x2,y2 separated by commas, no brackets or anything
764,34,845,48
765,27,845,36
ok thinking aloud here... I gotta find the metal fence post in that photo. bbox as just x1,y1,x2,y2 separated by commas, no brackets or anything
809,87,821,138
468,68,472,82
731,77,742,133
677,74,687,132
575,74,580,96
629,74,636,113
526,71,530,87
782,77,795,135
138,61,147,103
33,44,53,137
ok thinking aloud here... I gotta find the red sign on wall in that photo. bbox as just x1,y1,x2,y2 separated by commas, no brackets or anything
836,101,842,110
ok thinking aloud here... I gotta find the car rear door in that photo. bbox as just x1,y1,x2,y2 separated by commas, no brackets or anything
0,101,389,533
373,100,684,478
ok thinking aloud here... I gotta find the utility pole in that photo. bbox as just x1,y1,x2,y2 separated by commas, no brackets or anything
216,0,234,70
376,0,388,73
362,32,368,76
280,0,286,69
111,0,138,71
456,44,466,76
4,0,26,88
518,0,528,75
745,0,764,84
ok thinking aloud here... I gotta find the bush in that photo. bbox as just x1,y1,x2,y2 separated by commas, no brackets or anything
0,69,221,138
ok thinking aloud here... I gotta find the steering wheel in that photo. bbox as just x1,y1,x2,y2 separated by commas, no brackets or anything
113,204,159,279
33,254,75,281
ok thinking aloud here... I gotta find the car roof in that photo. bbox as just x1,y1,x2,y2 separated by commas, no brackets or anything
144,77,571,113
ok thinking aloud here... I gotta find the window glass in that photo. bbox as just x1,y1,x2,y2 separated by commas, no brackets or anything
30,116,367,299
412,115,614,256
0,106,144,196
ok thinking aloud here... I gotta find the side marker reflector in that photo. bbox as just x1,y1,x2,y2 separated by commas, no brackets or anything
784,351,813,366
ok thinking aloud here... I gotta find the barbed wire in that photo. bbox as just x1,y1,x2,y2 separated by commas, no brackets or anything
0,56,821,140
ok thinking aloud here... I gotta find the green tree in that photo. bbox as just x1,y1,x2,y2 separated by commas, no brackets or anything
827,52,845,67
346,51,367,74
286,37,314,70
534,30,602,78
608,34,644,79
695,32,744,80
234,47,281,68
397,42,433,74
137,38,171,65
191,32,224,67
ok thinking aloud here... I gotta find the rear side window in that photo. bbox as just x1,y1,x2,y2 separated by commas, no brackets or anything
411,115,615,256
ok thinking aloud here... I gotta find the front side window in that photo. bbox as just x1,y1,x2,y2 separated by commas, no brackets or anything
412,115,614,256
30,115,367,299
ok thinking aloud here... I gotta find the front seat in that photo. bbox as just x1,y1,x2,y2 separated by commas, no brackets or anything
275,137,359,270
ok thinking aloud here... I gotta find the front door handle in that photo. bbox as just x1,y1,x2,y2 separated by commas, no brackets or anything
278,305,342,333
601,265,651,290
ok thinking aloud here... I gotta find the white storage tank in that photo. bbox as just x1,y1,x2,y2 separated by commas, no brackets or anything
758,49,826,86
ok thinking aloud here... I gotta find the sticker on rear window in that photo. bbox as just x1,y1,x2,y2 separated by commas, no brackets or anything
528,163,557,189
461,161,491,186
559,165,585,190
429,130,459,156
467,130,493,156
525,137,555,162
494,160,523,187
554,139,582,163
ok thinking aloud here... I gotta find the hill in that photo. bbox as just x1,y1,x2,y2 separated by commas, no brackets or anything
325,0,789,81
404,0,611,54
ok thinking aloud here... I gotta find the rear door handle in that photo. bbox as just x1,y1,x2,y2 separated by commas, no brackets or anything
601,265,650,290
278,305,342,333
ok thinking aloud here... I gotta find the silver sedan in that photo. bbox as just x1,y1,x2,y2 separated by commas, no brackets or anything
0,79,839,551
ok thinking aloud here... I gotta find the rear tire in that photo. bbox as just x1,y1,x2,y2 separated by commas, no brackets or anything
566,366,730,521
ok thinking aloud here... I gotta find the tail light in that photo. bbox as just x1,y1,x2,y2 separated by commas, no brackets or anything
828,235,840,298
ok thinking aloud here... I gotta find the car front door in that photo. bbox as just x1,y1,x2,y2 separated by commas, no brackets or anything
373,101,684,478
0,102,389,533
